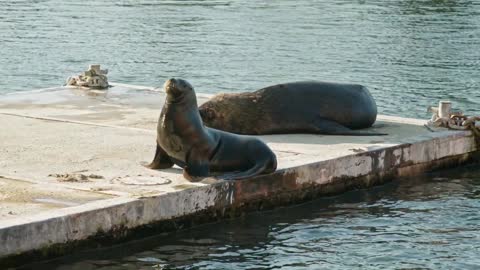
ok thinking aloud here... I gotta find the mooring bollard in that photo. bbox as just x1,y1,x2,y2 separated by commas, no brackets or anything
438,100,452,119
66,64,109,89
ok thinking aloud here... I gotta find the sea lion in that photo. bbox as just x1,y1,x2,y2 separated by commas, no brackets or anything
199,81,385,136
149,78,277,181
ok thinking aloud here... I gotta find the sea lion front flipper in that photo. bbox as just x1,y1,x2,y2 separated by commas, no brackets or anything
148,143,174,169
183,147,210,180
311,118,387,136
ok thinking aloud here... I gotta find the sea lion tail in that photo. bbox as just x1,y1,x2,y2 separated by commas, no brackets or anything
220,153,277,180
220,163,272,180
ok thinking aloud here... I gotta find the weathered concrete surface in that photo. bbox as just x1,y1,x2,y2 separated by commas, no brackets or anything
0,84,478,265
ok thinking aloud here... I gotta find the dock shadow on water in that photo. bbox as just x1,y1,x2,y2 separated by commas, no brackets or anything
19,165,480,270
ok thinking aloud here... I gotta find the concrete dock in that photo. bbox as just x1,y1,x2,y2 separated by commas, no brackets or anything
0,84,478,266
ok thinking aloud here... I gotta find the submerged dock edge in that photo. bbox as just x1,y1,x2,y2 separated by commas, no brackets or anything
1,129,479,267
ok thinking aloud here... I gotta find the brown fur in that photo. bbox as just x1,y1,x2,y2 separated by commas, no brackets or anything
199,91,276,135
199,81,384,136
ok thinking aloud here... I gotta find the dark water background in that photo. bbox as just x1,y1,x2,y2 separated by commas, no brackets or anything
2,0,480,269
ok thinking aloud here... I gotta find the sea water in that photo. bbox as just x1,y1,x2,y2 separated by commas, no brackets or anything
2,0,480,269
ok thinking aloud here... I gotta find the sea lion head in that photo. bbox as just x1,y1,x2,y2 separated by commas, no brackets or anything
199,92,263,134
199,96,223,127
199,94,240,131
198,104,217,124
163,78,195,103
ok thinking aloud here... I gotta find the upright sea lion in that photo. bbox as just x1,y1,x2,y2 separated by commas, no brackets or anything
149,78,277,181
199,81,385,136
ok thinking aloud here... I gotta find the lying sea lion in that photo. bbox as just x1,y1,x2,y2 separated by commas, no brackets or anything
199,81,385,136
149,78,277,181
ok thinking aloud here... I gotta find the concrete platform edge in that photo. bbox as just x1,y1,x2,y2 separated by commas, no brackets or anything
1,129,478,267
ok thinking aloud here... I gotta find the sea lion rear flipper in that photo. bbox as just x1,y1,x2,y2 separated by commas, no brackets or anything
312,118,387,136
148,143,174,169
220,159,276,180
220,145,277,180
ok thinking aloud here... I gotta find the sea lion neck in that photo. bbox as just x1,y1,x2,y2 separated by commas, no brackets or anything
166,92,198,106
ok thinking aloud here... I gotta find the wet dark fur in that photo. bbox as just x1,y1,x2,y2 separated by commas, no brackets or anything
149,78,277,181
199,81,385,136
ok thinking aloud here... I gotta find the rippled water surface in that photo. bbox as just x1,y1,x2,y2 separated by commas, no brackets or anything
3,0,480,269
1,0,480,117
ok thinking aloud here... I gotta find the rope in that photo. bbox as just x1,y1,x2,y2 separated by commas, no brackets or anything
429,112,480,148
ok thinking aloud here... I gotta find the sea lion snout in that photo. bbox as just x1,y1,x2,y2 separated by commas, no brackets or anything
164,78,193,98
163,78,178,96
